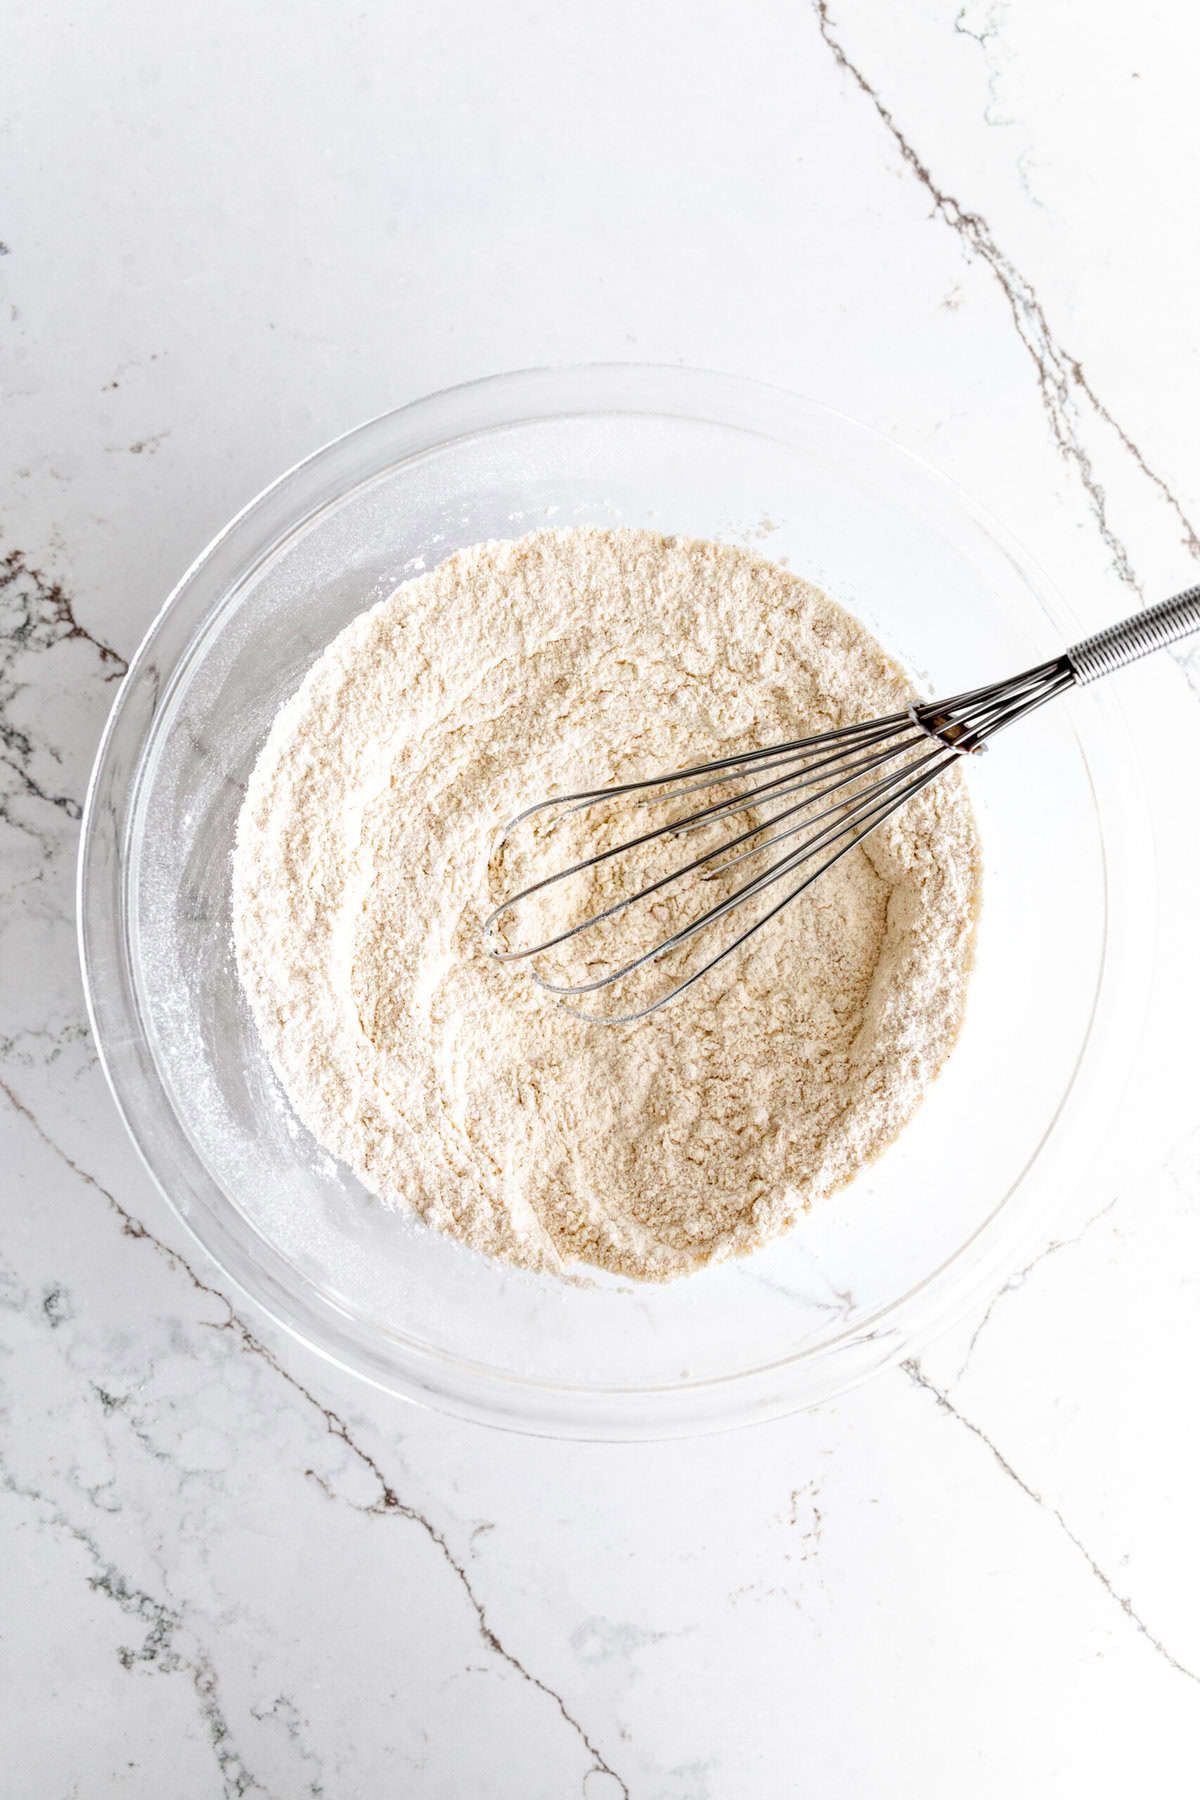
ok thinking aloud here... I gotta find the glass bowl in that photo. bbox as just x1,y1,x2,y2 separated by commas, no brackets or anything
78,365,1154,1438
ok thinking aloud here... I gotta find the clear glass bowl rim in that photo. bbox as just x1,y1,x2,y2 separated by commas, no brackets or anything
76,363,1156,1438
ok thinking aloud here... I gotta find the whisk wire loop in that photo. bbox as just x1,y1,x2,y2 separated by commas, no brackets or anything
484,587,1200,1021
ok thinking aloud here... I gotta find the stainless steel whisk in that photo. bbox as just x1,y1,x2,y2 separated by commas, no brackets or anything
484,587,1200,1022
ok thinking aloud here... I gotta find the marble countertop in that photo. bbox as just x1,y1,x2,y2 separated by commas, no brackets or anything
4,2,1199,1793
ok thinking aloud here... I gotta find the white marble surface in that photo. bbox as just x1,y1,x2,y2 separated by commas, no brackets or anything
4,2,1200,1792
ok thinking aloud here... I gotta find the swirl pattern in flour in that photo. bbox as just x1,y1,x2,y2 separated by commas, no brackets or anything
233,529,980,1281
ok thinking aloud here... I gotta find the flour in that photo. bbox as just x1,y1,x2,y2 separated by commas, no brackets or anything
232,528,981,1281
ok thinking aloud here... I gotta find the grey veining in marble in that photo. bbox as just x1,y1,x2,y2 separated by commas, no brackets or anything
4,2,1200,1794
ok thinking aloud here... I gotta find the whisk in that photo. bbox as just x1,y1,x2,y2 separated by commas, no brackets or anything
483,587,1200,1023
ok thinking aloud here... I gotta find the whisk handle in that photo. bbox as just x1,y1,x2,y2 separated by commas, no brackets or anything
1066,585,1200,685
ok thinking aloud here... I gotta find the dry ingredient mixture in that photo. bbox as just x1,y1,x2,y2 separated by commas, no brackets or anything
233,528,981,1281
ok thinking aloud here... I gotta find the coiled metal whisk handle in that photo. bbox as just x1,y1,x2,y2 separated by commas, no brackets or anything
1066,585,1200,685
